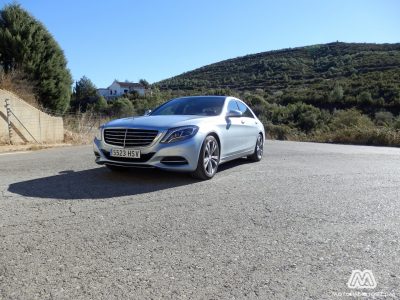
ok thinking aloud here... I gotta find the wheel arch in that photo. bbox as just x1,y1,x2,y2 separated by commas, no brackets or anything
206,131,221,154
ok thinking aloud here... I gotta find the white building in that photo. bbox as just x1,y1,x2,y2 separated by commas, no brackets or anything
97,80,146,99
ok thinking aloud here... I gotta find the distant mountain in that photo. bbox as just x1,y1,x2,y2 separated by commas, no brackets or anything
157,42,400,113
158,42,400,90
155,42,400,146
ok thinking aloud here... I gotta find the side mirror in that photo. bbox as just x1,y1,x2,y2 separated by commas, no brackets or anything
226,109,242,118
144,109,152,116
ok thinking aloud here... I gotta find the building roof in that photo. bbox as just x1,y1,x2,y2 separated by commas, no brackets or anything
116,81,144,88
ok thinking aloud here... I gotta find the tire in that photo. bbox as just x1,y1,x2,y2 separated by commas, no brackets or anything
191,135,220,180
105,164,128,172
248,133,264,162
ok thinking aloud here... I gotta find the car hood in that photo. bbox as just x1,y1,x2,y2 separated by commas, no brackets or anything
104,115,210,130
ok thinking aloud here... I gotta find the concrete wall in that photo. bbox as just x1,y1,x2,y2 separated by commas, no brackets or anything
0,89,64,144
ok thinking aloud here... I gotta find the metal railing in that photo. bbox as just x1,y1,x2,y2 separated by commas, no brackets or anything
4,99,40,144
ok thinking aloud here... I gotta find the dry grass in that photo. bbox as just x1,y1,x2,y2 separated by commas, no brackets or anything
63,109,109,145
312,127,400,147
0,134,10,145
63,129,93,145
0,70,39,108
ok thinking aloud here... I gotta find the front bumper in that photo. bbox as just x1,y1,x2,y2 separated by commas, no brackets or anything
93,134,203,172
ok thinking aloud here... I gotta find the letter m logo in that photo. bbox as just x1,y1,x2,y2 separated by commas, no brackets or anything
347,270,377,289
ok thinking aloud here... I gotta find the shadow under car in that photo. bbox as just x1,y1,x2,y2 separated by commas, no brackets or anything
8,158,252,200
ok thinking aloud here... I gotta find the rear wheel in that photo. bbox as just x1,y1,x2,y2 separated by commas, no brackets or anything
248,133,263,162
105,164,127,172
191,135,220,180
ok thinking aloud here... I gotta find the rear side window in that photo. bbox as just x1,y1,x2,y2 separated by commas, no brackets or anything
237,101,255,118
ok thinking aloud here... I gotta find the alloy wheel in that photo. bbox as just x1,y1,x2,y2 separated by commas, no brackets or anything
256,134,263,159
203,139,219,176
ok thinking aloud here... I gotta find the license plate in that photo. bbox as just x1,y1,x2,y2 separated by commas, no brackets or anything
110,149,141,158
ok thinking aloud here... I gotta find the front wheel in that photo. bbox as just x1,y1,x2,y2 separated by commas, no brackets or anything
191,135,220,180
248,133,264,162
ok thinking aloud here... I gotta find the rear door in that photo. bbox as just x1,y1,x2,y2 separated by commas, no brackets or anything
236,101,259,151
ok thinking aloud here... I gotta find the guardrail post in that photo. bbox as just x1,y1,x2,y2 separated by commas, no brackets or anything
4,99,13,144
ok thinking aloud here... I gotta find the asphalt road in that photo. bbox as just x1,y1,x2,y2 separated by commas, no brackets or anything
1,141,400,299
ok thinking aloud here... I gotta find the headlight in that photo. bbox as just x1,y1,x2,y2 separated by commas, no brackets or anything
95,127,103,141
161,126,199,143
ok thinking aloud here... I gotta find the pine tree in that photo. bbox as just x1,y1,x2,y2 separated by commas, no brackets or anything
0,4,72,113
73,76,97,101
71,76,99,111
139,79,150,89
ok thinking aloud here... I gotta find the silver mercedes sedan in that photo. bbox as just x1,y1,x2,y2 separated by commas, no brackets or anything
93,96,265,180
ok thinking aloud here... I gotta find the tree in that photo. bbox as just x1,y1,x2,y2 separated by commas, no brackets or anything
93,96,108,113
329,84,344,102
283,73,289,82
139,79,150,89
71,76,98,111
0,4,72,113
357,91,373,105
109,98,134,118
73,76,97,101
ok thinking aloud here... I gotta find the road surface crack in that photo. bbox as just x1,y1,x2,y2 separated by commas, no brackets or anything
68,205,76,216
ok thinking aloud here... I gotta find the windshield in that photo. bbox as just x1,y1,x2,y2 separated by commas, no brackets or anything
150,97,225,116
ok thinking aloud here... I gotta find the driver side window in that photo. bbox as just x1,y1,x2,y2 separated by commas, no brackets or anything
227,100,239,112
237,101,255,118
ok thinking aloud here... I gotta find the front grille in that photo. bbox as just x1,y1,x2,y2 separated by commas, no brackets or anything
104,128,158,147
101,150,155,163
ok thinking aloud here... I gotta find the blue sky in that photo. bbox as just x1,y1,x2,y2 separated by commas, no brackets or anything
1,0,399,87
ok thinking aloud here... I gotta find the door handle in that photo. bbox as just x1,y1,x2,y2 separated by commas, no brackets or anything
241,120,245,124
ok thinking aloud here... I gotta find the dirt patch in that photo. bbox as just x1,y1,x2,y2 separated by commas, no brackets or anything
64,129,94,145
0,143,71,154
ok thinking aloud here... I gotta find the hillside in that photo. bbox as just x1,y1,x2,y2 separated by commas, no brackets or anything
156,42,400,146
157,42,400,113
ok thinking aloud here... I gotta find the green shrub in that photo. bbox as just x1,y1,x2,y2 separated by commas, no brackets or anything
109,98,134,118
94,96,108,112
329,84,344,102
322,127,400,147
330,109,374,130
393,117,400,130
286,102,324,133
265,122,291,140
374,111,394,126
245,94,267,106
357,91,373,105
